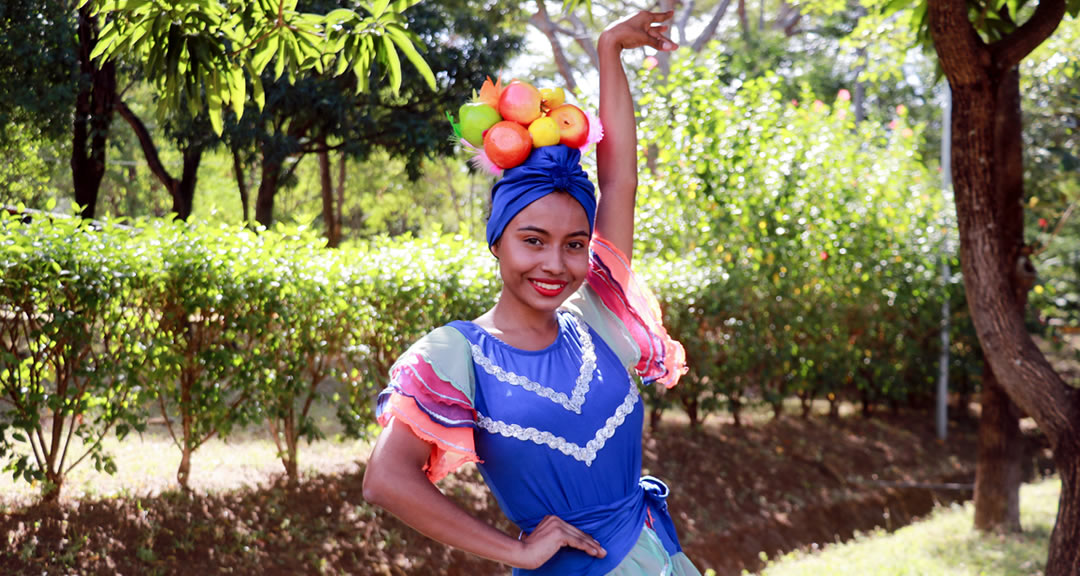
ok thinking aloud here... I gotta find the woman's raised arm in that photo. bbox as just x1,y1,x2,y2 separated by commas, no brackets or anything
594,11,678,262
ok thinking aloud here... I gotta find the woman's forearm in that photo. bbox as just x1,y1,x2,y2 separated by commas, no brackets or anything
594,33,638,259
364,421,524,567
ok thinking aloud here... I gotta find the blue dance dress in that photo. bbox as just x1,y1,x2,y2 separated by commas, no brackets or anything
376,236,700,576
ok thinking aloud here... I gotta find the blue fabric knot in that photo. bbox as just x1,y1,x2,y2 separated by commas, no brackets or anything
486,144,596,247
551,166,575,191
640,475,682,555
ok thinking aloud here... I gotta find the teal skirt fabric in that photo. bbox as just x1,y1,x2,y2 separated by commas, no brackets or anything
607,525,701,576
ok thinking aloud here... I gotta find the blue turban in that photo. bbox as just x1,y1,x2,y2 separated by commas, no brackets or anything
486,144,597,247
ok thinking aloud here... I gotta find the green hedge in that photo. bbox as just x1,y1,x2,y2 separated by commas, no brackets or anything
0,209,977,499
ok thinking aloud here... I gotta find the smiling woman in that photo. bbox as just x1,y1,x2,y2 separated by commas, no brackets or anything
361,10,700,576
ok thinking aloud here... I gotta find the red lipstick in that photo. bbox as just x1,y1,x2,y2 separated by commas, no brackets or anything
529,278,567,297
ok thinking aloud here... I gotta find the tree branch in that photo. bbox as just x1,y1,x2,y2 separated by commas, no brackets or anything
990,0,1066,71
114,100,178,199
692,0,734,52
565,14,600,70
530,1,578,92
676,0,695,44
1032,200,1078,257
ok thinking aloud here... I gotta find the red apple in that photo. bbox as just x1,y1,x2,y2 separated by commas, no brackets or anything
483,121,533,169
498,82,543,125
547,104,589,149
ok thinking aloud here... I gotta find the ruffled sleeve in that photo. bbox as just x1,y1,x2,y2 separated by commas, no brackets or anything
375,326,480,483
565,235,688,389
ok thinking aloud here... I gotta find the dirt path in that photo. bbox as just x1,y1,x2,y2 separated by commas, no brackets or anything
0,410,1050,575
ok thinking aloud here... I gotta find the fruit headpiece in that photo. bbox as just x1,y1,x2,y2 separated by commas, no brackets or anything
448,76,604,175
448,77,604,247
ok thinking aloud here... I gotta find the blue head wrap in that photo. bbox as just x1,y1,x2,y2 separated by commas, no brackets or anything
486,144,597,247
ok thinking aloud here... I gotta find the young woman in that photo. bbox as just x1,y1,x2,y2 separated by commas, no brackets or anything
362,11,700,575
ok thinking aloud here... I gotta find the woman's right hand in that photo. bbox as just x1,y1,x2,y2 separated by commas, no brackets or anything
514,515,607,569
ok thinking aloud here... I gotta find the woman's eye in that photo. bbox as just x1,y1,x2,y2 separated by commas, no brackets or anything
568,241,585,250
524,237,542,246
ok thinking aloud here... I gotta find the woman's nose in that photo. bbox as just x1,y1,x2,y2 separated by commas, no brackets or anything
540,247,566,274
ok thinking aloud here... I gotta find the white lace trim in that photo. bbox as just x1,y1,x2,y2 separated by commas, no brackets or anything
476,382,639,467
469,313,596,414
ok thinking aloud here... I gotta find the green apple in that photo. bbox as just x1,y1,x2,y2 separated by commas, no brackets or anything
459,103,502,147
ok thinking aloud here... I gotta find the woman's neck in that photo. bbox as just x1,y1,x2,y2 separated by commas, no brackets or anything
478,289,561,351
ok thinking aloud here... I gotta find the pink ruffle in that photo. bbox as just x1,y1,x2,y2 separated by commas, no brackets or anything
587,236,687,389
377,352,479,482
378,393,480,483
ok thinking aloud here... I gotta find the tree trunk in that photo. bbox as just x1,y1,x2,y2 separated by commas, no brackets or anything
233,148,250,223
318,135,340,248
284,415,299,487
174,147,202,220
336,151,346,240
771,399,783,420
177,444,192,489
737,0,750,37
928,0,1080,570
682,394,700,430
178,373,194,489
973,66,1027,533
649,403,663,431
41,471,62,504
1047,444,1080,574
72,7,116,220
255,154,281,228
974,365,1023,532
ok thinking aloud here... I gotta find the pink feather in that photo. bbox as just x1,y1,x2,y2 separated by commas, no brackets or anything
579,109,605,154
461,139,503,177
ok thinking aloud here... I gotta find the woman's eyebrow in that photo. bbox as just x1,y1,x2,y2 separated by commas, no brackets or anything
516,225,550,235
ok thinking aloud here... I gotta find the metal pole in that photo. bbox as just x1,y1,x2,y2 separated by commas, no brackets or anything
937,84,952,442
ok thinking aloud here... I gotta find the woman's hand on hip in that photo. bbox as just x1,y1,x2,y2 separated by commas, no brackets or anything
515,515,607,569
599,10,679,53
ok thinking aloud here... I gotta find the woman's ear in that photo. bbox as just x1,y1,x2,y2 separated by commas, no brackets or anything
489,240,500,260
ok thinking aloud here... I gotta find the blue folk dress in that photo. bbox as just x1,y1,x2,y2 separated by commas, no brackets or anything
376,236,700,576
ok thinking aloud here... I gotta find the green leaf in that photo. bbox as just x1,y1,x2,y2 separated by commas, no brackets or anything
371,0,391,18
333,53,350,77
227,65,245,119
324,8,358,24
381,35,401,93
251,34,279,75
248,63,266,109
386,26,435,91
882,0,915,17
90,22,120,61
208,69,224,136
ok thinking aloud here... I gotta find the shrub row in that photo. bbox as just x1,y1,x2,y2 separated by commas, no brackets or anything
0,214,497,498
0,211,978,499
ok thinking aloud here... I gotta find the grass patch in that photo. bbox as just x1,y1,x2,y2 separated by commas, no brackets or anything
753,477,1060,576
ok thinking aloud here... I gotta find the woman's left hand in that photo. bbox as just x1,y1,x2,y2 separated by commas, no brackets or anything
599,10,679,53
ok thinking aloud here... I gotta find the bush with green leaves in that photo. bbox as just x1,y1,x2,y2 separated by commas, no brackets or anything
0,212,153,500
636,52,979,425
138,219,281,488
335,233,498,438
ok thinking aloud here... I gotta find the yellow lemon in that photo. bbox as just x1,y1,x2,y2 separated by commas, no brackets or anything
540,87,565,109
528,117,561,147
